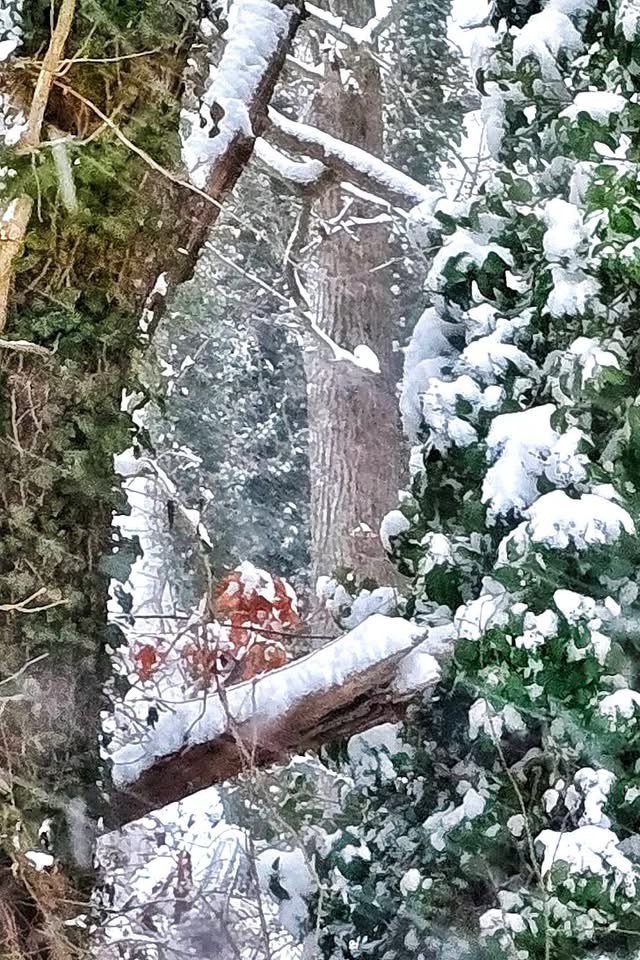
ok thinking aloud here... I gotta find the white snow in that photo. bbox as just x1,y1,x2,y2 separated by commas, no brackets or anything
182,0,297,188
573,767,616,827
455,583,510,641
257,848,315,937
482,405,556,519
545,0,597,15
560,91,627,123
599,688,640,727
543,198,585,263
554,589,597,623
451,0,491,29
380,509,410,552
468,698,526,740
617,0,640,40
269,108,435,207
25,850,54,871
547,266,600,318
480,907,526,937
460,334,535,383
348,722,410,784
319,582,400,630
514,608,558,651
537,826,636,898
507,814,525,838
110,615,425,785
420,532,454,573
513,10,583,79
513,491,634,552
393,635,444,695
483,407,589,519
427,228,513,292
255,138,326,184
553,590,612,664
424,787,487,852
570,336,621,384
399,868,422,895
0,1,21,62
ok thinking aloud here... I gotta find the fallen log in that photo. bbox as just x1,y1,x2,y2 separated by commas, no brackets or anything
110,614,452,825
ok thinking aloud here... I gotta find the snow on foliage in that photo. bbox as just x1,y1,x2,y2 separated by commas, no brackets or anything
512,10,583,78
514,490,634,551
617,0,640,39
312,2,640,957
560,91,627,123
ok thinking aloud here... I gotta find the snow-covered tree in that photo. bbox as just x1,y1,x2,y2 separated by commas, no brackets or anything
310,2,640,957
0,0,305,949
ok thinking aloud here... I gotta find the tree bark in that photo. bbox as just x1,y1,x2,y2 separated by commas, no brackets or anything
0,1,303,952
303,1,404,590
110,615,450,825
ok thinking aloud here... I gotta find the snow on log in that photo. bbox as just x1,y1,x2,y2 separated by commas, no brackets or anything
267,108,436,209
110,615,452,825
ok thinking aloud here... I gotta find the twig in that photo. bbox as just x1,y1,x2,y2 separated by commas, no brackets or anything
0,652,49,687
0,0,77,329
50,78,227,216
0,337,51,357
22,0,77,148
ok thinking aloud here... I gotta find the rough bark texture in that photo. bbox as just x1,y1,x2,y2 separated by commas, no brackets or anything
0,1,303,953
304,1,404,590
111,629,440,825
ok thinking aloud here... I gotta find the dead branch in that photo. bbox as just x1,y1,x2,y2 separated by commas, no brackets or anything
0,0,77,330
22,0,77,148
110,617,452,825
0,337,51,356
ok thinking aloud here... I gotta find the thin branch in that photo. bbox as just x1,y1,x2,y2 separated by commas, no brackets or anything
22,0,77,148
0,337,51,357
50,78,229,216
0,588,68,613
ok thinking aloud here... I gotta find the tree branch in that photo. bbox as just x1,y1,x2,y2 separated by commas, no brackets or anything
110,615,453,825
0,0,77,329
266,107,436,209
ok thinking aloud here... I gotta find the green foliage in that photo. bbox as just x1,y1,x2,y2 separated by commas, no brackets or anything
296,2,640,958
0,0,198,903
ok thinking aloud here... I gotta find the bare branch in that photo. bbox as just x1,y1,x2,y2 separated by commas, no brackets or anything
22,0,76,148
0,0,77,329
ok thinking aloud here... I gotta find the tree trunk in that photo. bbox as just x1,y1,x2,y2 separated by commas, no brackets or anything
304,1,403,590
0,1,302,952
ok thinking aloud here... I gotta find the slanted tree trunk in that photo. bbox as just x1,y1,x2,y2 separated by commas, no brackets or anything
0,1,302,952
304,1,403,589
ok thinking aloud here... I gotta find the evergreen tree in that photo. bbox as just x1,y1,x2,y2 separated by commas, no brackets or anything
311,2,640,957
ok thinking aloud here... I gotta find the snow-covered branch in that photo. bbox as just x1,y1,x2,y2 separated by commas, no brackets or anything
267,107,436,208
254,137,330,192
182,0,306,192
110,615,452,824
305,1,402,46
